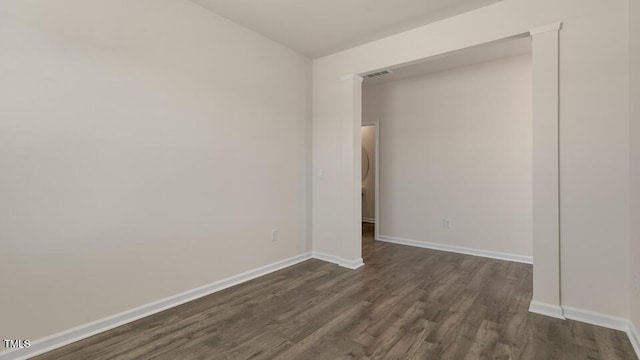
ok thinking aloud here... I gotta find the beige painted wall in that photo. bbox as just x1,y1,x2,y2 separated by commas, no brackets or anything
313,0,630,318
361,126,376,221
630,0,640,330
0,0,311,340
363,54,532,257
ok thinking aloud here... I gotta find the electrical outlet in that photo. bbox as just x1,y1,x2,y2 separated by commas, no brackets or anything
442,218,451,230
271,229,278,242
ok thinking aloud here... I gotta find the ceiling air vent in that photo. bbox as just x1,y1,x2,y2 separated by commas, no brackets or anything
365,70,392,79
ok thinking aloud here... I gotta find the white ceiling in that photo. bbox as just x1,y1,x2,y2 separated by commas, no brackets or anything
190,0,502,58
363,35,531,86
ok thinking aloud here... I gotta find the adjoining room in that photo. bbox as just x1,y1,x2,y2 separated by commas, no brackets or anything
362,37,534,265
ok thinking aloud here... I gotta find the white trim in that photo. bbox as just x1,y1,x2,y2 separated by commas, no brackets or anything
362,218,375,224
529,304,639,358
376,235,533,264
3,247,636,359
310,251,341,265
628,321,640,358
361,120,380,241
561,306,640,358
339,74,364,82
529,23,562,311
0,251,368,360
563,306,629,332
341,258,365,269
529,21,563,35
312,251,365,269
528,301,566,319
374,122,379,241
0,253,313,360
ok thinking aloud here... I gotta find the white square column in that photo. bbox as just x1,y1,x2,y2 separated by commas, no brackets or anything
339,74,365,269
529,22,564,319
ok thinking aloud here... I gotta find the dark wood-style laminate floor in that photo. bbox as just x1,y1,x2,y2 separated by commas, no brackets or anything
35,223,637,360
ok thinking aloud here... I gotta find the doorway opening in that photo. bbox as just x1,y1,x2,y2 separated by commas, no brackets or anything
361,36,533,264
347,23,563,317
361,122,378,259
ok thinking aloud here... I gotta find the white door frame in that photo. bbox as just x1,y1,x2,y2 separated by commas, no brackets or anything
361,121,380,241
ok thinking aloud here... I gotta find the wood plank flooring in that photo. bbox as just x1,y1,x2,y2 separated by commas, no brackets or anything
34,223,637,359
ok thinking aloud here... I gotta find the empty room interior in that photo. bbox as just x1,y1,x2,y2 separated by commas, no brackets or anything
1,0,639,359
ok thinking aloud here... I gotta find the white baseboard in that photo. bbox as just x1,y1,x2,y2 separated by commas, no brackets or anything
628,321,640,358
563,306,640,359
376,235,533,264
0,252,314,360
362,218,375,224
563,306,629,332
5,247,635,359
312,251,365,269
340,257,365,269
528,300,565,319
0,250,369,360
530,303,640,359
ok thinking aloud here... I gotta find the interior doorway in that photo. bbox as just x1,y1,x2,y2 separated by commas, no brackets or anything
361,123,378,224
361,37,533,264
347,23,563,317
361,122,379,255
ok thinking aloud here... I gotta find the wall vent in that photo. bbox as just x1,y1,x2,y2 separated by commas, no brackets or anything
365,70,392,78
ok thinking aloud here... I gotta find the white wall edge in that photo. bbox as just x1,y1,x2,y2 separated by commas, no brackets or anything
528,300,566,319
0,252,314,360
627,321,640,358
312,251,364,269
563,306,630,332
339,74,364,82
529,21,563,35
362,218,375,224
376,235,533,264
